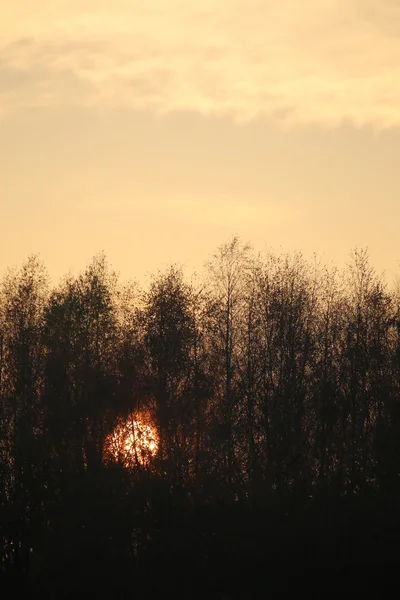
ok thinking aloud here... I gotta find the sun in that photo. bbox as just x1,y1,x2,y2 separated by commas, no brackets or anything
104,413,159,467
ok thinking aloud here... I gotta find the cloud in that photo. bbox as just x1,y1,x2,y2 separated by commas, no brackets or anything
1,0,400,127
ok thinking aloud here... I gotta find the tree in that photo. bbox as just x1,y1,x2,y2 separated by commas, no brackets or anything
0,255,48,575
143,266,198,485
205,237,253,490
42,253,119,478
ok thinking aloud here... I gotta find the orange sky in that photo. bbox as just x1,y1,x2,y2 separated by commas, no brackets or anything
1,1,400,285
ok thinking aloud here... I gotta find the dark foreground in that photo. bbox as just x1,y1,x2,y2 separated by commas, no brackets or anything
2,247,400,596
6,493,400,598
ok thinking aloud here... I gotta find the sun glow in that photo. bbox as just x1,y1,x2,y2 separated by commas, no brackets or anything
104,414,159,467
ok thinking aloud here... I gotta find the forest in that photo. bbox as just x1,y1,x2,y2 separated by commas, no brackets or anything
1,237,400,596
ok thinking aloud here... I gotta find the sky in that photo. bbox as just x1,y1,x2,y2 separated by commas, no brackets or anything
1,0,400,285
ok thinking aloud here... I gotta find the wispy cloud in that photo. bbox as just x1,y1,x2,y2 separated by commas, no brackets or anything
1,1,400,127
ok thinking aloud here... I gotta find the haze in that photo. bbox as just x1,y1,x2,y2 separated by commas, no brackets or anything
1,1,400,282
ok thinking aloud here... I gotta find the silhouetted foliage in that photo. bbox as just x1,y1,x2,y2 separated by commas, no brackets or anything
1,241,400,597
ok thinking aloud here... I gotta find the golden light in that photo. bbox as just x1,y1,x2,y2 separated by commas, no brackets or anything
104,413,159,467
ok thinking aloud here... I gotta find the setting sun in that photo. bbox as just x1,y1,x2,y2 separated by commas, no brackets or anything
104,414,159,467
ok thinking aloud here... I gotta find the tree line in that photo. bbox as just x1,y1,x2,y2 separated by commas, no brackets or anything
1,238,400,595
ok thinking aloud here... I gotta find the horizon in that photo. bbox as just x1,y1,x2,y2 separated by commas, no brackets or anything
1,239,399,291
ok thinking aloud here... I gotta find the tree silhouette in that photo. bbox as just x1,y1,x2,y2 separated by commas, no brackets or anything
0,241,399,596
